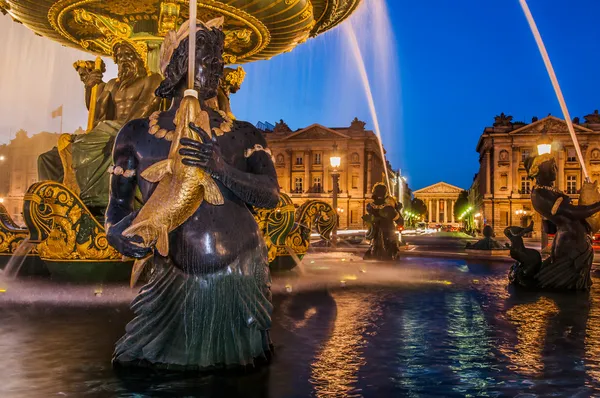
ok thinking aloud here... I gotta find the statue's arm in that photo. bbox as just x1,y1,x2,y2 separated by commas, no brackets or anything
104,122,151,258
126,74,163,120
180,123,280,209
534,189,600,219
220,128,280,208
105,123,138,228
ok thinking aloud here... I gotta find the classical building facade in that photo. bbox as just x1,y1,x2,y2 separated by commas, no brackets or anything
0,130,61,225
474,112,600,237
413,182,464,226
263,118,405,229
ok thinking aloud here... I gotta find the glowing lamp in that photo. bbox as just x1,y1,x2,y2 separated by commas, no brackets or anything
330,144,341,169
537,129,552,155
0,156,5,161
0,198,4,203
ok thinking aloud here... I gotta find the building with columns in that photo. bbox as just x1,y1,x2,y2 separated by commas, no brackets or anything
413,182,464,226
262,118,404,229
0,129,61,225
474,112,600,237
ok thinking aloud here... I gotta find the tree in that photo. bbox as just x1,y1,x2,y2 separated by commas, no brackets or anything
454,190,469,220
410,198,427,217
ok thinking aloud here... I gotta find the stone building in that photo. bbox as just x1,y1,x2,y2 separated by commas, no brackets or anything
474,112,600,237
413,182,464,226
0,129,61,225
263,118,404,229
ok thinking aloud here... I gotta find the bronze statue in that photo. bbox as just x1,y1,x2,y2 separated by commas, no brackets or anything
105,18,279,370
38,41,163,218
466,225,506,250
507,154,600,290
363,183,401,260
505,222,541,288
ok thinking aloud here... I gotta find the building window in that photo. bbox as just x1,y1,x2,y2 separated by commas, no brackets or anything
352,175,359,189
314,153,321,165
567,175,577,194
520,175,531,194
351,153,360,163
313,177,322,193
295,155,303,165
350,210,358,224
294,177,303,193
500,211,509,226
521,149,530,163
500,173,508,189
567,148,577,162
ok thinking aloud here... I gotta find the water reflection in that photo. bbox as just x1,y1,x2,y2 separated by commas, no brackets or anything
503,296,559,376
586,284,600,386
309,290,382,397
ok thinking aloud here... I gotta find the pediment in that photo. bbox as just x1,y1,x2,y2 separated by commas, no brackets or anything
509,116,594,136
414,182,464,194
282,124,350,140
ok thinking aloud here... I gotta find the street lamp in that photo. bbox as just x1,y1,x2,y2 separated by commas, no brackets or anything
536,127,552,249
330,144,341,246
537,128,552,155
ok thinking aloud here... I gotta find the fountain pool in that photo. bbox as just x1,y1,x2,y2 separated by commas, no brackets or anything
1,254,600,397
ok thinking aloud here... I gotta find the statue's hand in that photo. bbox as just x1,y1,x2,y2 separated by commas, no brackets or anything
106,212,152,259
179,123,225,178
84,69,104,88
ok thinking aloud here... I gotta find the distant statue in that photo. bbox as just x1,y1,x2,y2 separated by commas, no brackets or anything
273,119,291,133
363,183,401,260
350,117,366,131
532,116,538,122
217,66,246,120
466,225,505,250
573,117,580,124
507,154,600,290
106,18,279,370
38,41,163,218
585,110,600,124
493,112,513,127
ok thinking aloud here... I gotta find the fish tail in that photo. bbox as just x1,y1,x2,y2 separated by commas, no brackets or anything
130,255,153,288
122,220,154,246
155,224,170,257
200,173,224,205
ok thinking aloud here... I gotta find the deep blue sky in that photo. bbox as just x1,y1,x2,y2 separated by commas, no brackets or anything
3,0,600,191
232,0,600,191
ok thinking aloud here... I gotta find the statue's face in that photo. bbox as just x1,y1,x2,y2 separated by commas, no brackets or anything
373,185,388,200
194,46,224,100
539,159,557,183
114,44,144,84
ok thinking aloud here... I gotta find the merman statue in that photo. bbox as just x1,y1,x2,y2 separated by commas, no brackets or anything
38,41,163,218
105,17,279,370
363,182,401,260
508,153,600,290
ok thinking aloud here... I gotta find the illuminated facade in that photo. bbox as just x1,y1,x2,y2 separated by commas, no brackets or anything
0,130,62,225
413,182,464,226
474,113,600,237
262,118,406,229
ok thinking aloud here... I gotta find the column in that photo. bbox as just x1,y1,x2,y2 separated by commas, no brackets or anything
511,147,519,194
451,200,455,223
304,150,311,193
286,149,293,192
428,199,432,222
444,199,449,223
366,152,373,194
485,150,491,195
557,149,565,191
436,199,440,224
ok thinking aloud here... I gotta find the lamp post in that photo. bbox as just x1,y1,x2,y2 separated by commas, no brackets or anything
537,127,552,249
330,144,341,247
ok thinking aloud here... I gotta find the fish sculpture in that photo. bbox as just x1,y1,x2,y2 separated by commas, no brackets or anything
123,92,224,286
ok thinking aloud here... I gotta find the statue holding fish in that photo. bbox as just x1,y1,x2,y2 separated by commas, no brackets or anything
105,14,279,370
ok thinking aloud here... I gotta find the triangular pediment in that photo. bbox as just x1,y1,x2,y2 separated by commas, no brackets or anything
282,124,350,140
509,116,594,135
414,182,465,194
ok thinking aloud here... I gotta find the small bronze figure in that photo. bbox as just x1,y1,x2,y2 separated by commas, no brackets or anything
363,183,401,260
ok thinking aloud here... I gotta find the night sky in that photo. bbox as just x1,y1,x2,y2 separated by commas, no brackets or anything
1,0,600,191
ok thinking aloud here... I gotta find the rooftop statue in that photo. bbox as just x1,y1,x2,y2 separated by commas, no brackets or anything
507,154,600,290
493,112,513,127
38,42,163,218
105,17,279,370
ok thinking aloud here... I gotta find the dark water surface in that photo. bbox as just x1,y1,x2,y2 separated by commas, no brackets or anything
2,257,600,397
